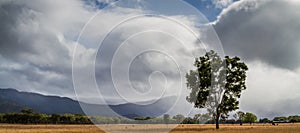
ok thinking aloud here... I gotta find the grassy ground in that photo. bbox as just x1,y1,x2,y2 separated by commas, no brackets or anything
0,123,300,133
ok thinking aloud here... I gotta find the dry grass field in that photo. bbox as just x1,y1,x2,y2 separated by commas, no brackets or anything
1,123,300,133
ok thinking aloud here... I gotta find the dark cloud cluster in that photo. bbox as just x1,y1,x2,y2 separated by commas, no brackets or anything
1,0,300,118
215,0,300,70
0,0,87,96
213,0,300,118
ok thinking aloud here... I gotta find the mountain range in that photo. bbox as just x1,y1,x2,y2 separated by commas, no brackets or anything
0,88,175,118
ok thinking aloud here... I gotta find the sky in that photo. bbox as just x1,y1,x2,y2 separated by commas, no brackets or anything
0,0,300,119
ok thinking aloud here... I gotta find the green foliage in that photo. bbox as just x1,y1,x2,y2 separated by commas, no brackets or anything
273,116,288,121
113,117,121,124
173,114,185,123
2,112,49,124
90,114,181,124
90,116,114,124
163,114,170,124
0,110,92,124
181,117,199,124
186,50,248,129
194,113,212,124
259,118,270,123
60,114,75,124
49,114,60,124
233,111,245,125
21,109,35,114
0,114,3,123
288,115,300,123
242,112,257,124
2,109,300,125
134,117,152,121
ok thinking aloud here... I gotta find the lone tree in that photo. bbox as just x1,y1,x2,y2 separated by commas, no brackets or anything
242,112,257,125
233,111,245,125
194,113,212,124
163,114,170,124
173,114,185,124
186,50,248,129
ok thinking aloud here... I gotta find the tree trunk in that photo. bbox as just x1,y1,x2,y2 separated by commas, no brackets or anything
216,116,219,129
215,108,220,129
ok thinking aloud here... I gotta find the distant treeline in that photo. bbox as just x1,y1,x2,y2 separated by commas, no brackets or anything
0,109,185,124
272,116,300,123
1,109,300,124
0,109,91,124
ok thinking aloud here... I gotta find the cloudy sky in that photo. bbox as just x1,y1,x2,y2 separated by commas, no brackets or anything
0,0,300,118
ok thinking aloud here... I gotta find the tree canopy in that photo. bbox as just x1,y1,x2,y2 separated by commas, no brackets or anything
186,50,248,129
233,111,245,125
242,112,257,124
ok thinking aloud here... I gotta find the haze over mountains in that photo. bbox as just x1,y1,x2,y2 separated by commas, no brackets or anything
0,88,175,118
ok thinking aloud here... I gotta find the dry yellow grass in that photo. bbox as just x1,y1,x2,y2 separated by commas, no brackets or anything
0,123,300,133
0,124,104,133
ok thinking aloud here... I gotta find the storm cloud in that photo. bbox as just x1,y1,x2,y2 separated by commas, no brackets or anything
0,0,92,96
1,0,300,118
215,0,300,70
213,0,300,118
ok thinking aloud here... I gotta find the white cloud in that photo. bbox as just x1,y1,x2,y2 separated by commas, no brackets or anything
212,0,234,9
0,0,217,112
214,0,300,70
5,0,300,119
212,0,300,118
240,61,300,118
0,0,110,98
74,9,210,104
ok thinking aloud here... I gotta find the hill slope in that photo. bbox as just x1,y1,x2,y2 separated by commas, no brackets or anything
0,88,175,118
